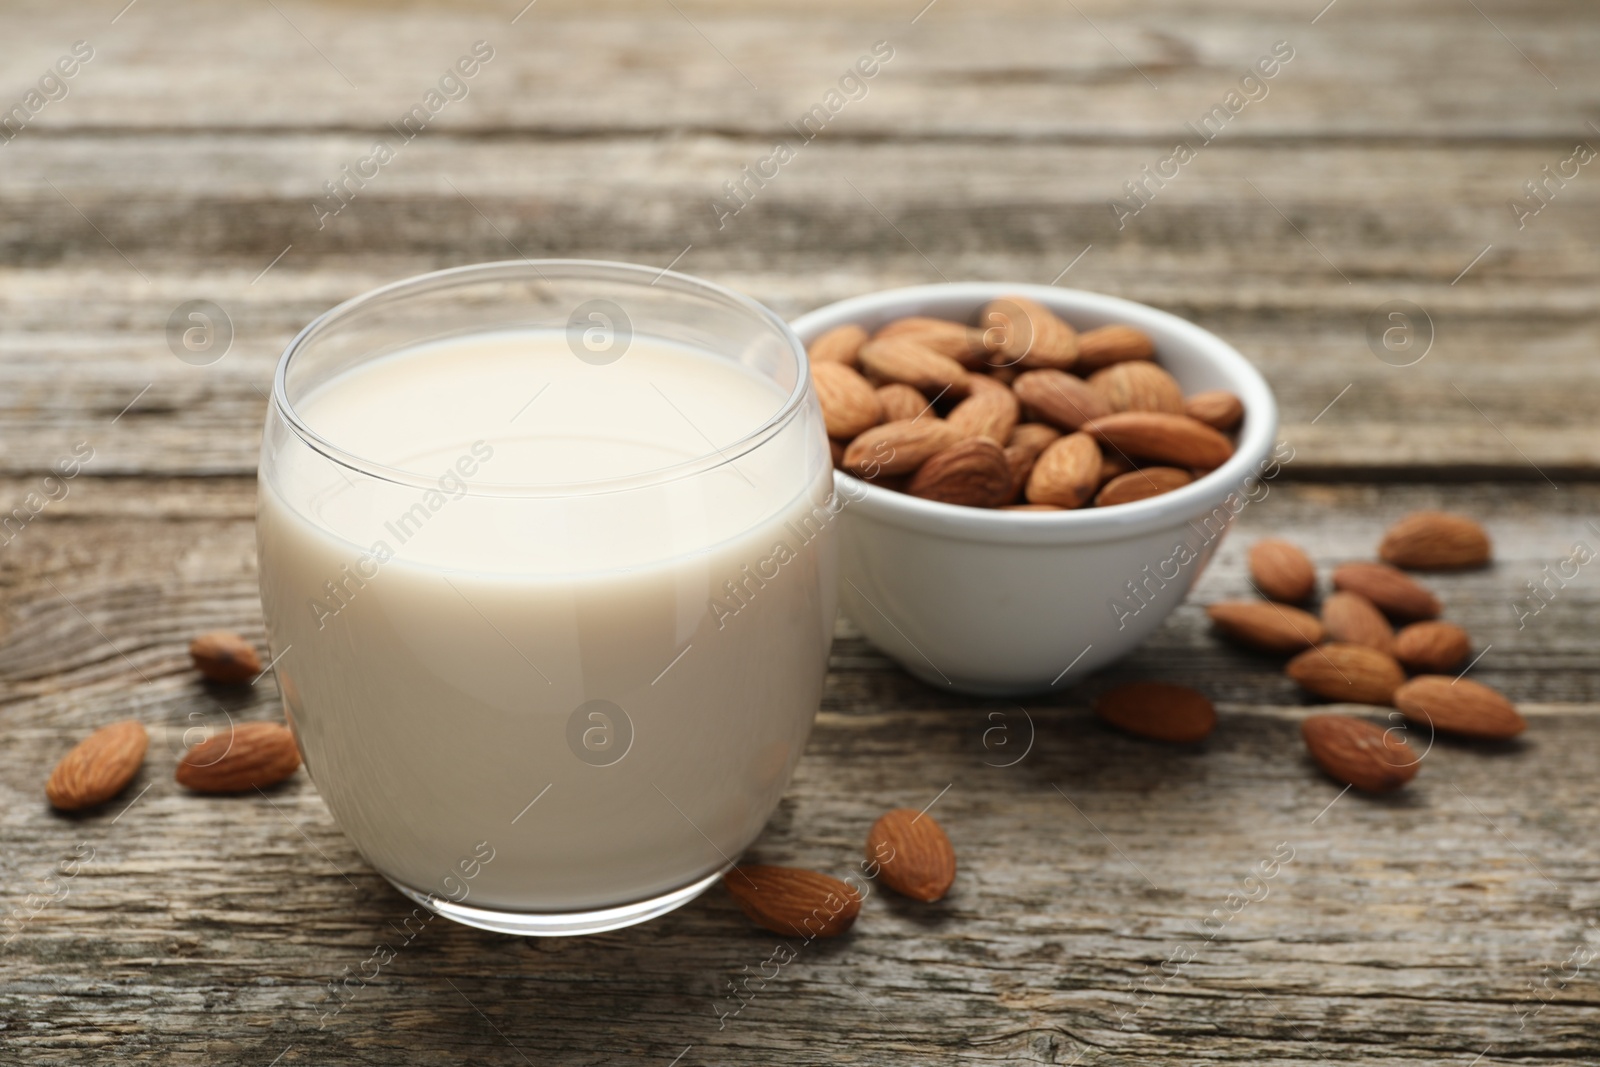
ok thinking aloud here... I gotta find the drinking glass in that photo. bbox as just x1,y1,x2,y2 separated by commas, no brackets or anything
257,261,837,935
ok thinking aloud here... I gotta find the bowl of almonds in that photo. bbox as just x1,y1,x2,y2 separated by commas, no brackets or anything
792,283,1279,695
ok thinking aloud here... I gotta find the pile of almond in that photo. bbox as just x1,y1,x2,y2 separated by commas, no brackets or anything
722,808,956,938
1094,511,1519,795
44,630,299,812
809,296,1245,509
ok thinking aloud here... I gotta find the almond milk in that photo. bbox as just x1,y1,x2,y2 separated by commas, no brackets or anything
258,330,837,913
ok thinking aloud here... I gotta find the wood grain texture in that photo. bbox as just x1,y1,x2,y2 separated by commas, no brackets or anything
1,133,1597,474
1,0,1596,137
3,0,1598,1061
1,481,1597,1065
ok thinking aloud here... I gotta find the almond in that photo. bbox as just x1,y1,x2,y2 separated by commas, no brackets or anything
1094,466,1191,507
1074,324,1155,373
1002,446,1036,499
1184,389,1245,432
907,438,1015,508
1003,424,1059,499
980,296,1078,369
723,865,862,938
946,378,1020,443
1024,432,1101,508
1379,511,1492,570
857,336,971,397
1002,503,1062,511
1206,601,1325,653
1393,676,1525,740
1248,539,1316,603
842,419,961,477
1286,642,1406,705
1332,562,1441,621
1393,621,1472,673
46,720,148,811
1320,592,1395,654
1082,412,1235,469
829,438,846,469
1098,453,1135,484
1012,369,1110,431
1088,361,1184,414
175,721,301,793
876,317,994,368
190,630,263,684
867,808,957,902
807,324,867,367
1095,682,1216,743
811,362,883,439
1007,422,1061,455
876,382,929,423
1302,714,1419,793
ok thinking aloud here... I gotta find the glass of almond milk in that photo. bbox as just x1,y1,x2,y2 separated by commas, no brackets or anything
257,261,839,935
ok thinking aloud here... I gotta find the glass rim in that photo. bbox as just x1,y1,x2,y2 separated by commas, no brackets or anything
271,258,812,497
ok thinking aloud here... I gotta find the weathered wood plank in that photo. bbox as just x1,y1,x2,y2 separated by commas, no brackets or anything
2,268,1597,476
0,485,1595,1061
0,0,1595,138
14,477,1595,703
0,134,1598,475
7,136,1599,265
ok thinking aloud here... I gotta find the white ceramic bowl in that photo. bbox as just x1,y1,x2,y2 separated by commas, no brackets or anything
791,283,1280,696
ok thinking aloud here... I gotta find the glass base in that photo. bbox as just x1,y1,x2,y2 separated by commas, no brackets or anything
385,864,730,937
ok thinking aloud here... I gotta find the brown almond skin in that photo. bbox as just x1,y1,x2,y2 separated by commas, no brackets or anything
1286,643,1407,705
1332,562,1441,621
1095,682,1216,743
867,809,957,902
946,379,1020,444
907,438,1014,508
1379,511,1492,570
1302,714,1420,793
46,720,148,811
1082,412,1235,469
1074,324,1155,373
1025,432,1101,508
1249,539,1316,603
175,721,301,793
875,317,995,367
829,437,846,469
876,382,927,423
1207,601,1325,653
1012,369,1110,431
842,419,961,477
1094,467,1191,507
1393,621,1472,673
1098,453,1135,484
1321,591,1395,655
807,324,867,367
1007,422,1061,455
980,296,1078,369
811,362,883,439
1184,390,1245,432
190,631,263,684
1003,421,1060,498
858,336,972,397
1088,361,1184,414
1394,676,1525,740
724,865,862,938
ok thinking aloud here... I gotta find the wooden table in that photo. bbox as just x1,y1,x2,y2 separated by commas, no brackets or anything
3,1,1598,1063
